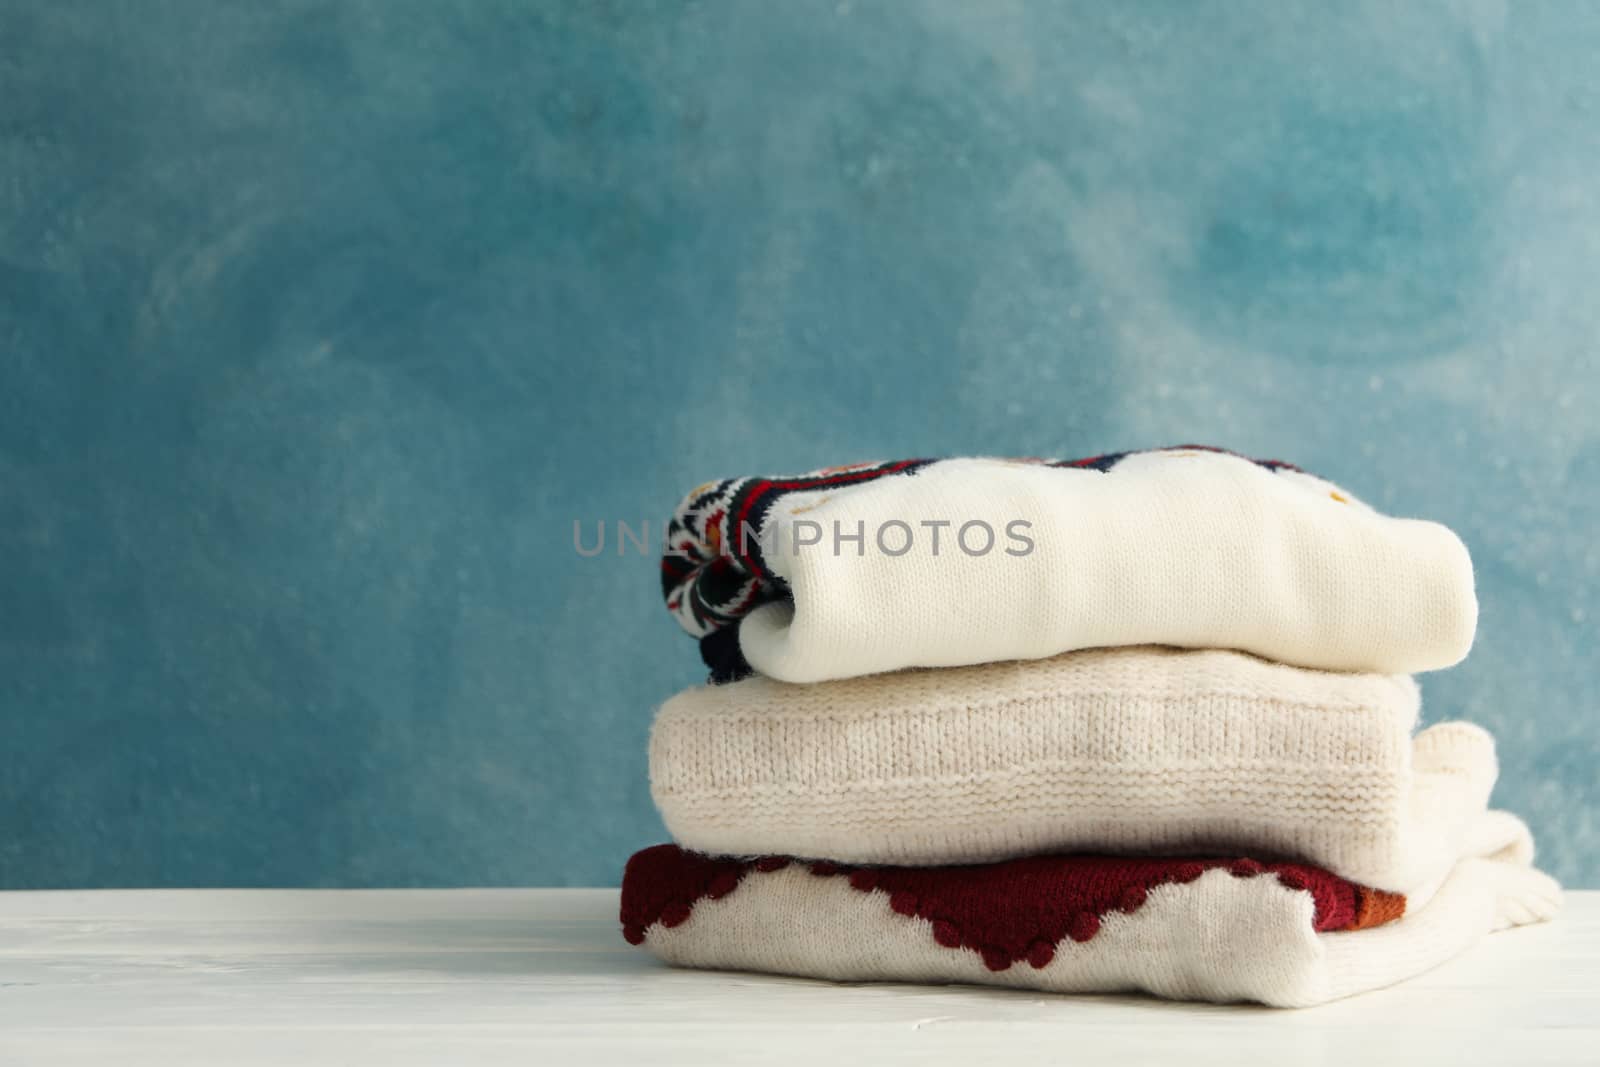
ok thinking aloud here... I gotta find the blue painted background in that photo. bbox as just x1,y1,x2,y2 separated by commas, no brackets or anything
2,1,1596,888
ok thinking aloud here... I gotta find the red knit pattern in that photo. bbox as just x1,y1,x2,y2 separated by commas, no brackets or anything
620,846,748,945
620,846,1400,971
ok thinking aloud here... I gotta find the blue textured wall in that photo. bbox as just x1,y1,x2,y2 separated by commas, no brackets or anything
2,2,1596,888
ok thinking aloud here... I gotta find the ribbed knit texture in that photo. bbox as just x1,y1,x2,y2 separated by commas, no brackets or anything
651,646,1498,891
664,448,1477,683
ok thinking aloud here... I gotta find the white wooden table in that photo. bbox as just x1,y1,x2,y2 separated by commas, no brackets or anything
0,889,1592,1065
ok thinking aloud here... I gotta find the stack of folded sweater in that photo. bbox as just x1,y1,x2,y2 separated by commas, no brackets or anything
621,446,1559,1007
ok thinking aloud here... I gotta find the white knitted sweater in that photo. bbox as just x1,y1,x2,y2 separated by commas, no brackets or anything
651,646,1500,892
628,820,1558,1008
729,449,1476,683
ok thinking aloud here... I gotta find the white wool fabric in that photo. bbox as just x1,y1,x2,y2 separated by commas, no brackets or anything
633,815,1558,1008
738,450,1476,683
651,646,1499,892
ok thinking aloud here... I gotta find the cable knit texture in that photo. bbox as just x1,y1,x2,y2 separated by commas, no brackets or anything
663,448,1477,683
650,646,1497,891
621,816,1559,1008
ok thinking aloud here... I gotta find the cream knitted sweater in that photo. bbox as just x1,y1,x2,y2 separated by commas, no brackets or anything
666,449,1477,684
622,820,1558,1008
650,646,1500,892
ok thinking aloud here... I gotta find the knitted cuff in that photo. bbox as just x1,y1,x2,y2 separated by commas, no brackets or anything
620,839,1558,1008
